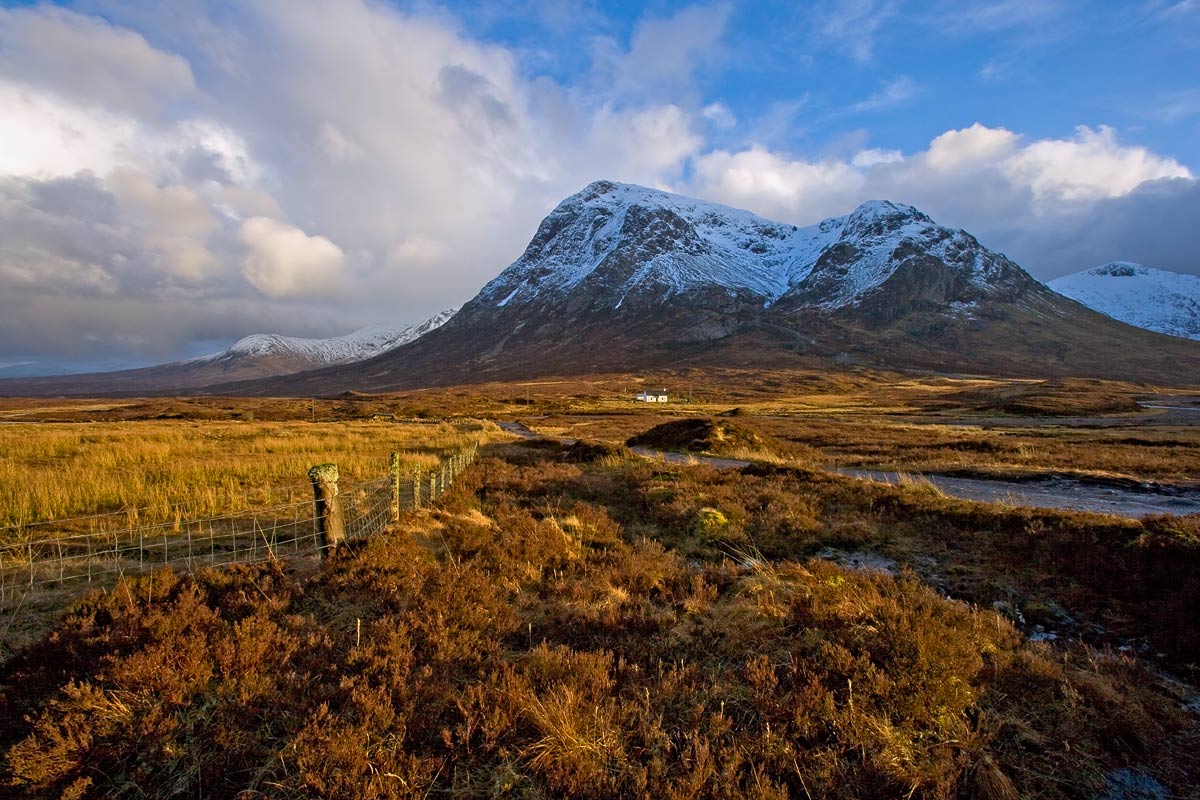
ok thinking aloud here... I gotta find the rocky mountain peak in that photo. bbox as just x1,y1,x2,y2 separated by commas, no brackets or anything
1088,261,1148,278
470,181,1042,325
840,199,933,237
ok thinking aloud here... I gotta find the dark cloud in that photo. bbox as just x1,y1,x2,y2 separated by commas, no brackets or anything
996,178,1200,279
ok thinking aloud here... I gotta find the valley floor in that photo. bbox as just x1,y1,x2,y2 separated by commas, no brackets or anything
1,369,1198,798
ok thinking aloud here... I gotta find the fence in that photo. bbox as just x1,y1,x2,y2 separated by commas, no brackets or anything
0,444,478,611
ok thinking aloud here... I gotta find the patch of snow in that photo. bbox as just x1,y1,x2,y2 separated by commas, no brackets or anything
948,300,979,316
496,288,519,308
1049,262,1200,340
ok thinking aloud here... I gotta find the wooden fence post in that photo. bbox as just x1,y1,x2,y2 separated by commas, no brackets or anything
412,465,422,509
308,463,346,556
389,453,402,522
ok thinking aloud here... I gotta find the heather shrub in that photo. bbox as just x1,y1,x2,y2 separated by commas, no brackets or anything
3,441,1197,798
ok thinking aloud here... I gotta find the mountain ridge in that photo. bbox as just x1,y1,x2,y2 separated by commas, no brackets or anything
4,181,1199,396
476,182,1033,314
0,309,457,395
227,181,1200,395
191,310,458,367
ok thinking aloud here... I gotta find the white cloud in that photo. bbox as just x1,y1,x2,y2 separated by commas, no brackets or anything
688,123,1195,275
922,123,1019,170
691,146,865,220
851,148,904,168
1157,0,1199,18
849,76,920,113
0,82,139,178
316,122,363,162
816,0,897,62
0,0,719,364
1004,125,1191,203
108,168,222,282
388,235,449,268
934,0,1066,33
0,6,194,118
701,101,737,129
239,217,346,299
592,3,731,100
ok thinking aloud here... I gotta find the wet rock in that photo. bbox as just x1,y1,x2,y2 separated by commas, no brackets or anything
815,548,898,575
1101,768,1167,800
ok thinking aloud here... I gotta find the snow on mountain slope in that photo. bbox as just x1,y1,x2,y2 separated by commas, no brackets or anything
475,181,1024,312
201,308,458,366
207,181,1200,394
1049,263,1200,341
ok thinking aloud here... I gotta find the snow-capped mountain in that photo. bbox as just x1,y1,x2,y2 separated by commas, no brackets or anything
478,181,1031,314
1049,263,1200,341
198,309,458,367
0,309,457,395
249,181,1200,394
8,181,1199,397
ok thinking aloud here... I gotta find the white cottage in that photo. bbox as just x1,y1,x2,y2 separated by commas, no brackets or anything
635,389,669,403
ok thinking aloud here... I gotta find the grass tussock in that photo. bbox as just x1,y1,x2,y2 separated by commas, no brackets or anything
626,417,820,465
1,441,1196,798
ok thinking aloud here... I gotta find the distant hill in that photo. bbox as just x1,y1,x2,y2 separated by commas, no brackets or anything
237,181,1200,394
0,309,456,395
1049,262,1200,341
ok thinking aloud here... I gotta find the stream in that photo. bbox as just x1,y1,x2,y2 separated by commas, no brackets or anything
499,422,1200,518
836,468,1200,518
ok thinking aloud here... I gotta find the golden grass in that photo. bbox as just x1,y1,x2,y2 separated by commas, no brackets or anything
0,419,503,535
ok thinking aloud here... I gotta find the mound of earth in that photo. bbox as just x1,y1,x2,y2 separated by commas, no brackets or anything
626,417,763,454
564,440,633,463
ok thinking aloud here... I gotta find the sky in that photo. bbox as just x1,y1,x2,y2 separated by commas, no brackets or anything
0,0,1198,373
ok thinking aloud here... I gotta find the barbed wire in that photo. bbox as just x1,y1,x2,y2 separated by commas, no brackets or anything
0,446,477,610
0,469,416,533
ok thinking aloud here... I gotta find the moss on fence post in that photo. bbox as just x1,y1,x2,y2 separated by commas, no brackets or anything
308,463,346,556
389,453,402,522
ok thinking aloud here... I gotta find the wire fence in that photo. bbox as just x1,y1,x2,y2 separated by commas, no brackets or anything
0,444,478,611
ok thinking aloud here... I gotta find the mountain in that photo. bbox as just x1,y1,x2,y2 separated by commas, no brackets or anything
238,181,1200,394
0,309,456,395
1048,263,1200,341
191,310,459,372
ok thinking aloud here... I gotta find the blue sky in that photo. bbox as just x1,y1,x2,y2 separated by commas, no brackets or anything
0,0,1197,371
446,0,1200,164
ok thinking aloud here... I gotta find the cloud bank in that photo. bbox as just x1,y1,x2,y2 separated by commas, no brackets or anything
0,1,1195,370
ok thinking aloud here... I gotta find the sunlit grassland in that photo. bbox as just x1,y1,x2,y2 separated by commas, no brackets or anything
524,411,1200,481
0,419,504,534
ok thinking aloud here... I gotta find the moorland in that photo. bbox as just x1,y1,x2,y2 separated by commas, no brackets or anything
1,367,1198,798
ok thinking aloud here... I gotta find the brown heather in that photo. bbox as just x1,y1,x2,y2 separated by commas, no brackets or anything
2,439,1196,799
